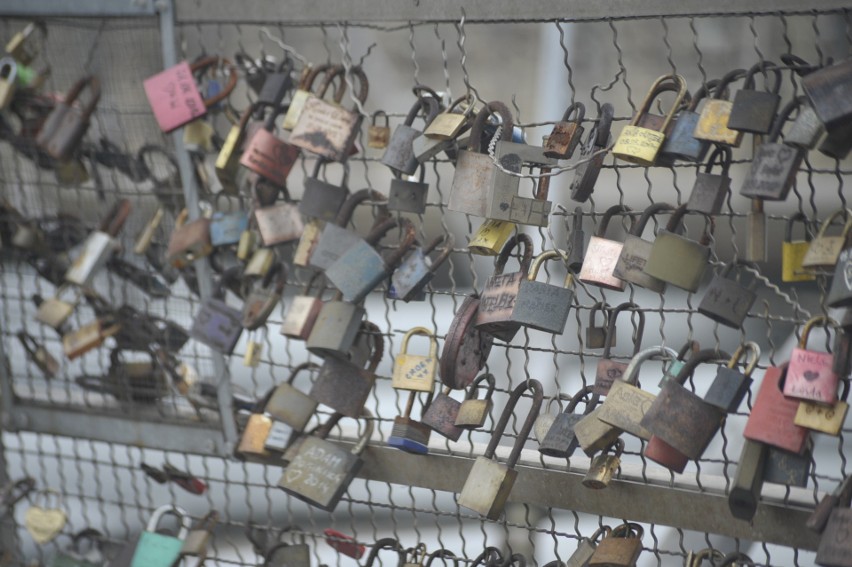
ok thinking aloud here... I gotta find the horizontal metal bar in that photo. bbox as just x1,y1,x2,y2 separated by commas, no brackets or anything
0,0,157,18
175,0,851,24
5,402,229,457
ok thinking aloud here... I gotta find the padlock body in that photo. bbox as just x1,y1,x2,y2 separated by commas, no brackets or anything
704,367,752,413
255,203,304,246
827,248,852,307
728,90,781,134
392,353,436,392
612,235,665,292
457,456,517,520
454,399,491,429
281,296,323,340
306,301,365,360
282,89,311,130
325,240,389,304
388,177,429,214
511,280,573,334
278,436,362,512
387,416,432,454
190,298,243,354
743,364,810,454
299,176,349,222
594,359,628,396
468,219,515,256
539,412,584,458
209,211,249,247
687,172,729,216
639,380,723,459
421,393,463,441
289,97,362,162
763,445,810,487
167,218,212,269
66,231,119,286
596,380,656,440
144,61,206,133
309,224,359,271
697,273,756,328
448,150,519,218
237,413,273,459
739,142,803,201
543,121,583,159
611,125,665,166
293,220,323,267
583,454,619,489
784,346,838,405
131,531,184,567
644,434,689,473
368,125,390,149
475,270,525,341
573,407,622,457
267,383,318,431
693,99,743,146
588,536,642,567
816,507,852,567
389,249,432,302
802,235,846,272
795,399,849,435
786,104,826,149
309,357,374,418
643,231,710,292
659,110,709,162
802,57,852,130
381,124,421,175
579,236,626,291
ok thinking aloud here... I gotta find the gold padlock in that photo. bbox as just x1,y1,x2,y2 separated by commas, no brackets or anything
468,219,516,256
782,213,816,282
801,208,852,273
612,74,687,166
243,339,263,367
244,247,275,277
368,110,390,149
36,285,80,330
392,327,439,392
693,68,747,147
293,219,324,267
794,379,850,435
582,439,623,490
183,118,215,153
237,229,258,261
62,317,121,360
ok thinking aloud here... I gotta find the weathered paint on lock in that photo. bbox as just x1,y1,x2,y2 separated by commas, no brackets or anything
743,363,810,454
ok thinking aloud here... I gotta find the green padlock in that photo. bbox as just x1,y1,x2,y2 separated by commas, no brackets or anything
131,505,191,567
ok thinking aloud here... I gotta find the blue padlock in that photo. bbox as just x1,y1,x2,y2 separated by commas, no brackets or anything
130,505,191,567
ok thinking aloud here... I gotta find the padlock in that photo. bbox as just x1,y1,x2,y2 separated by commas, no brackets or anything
809,475,852,534
179,510,218,561
254,201,304,246
587,523,643,567
281,273,326,340
65,199,131,286
422,386,463,441
801,208,852,273
743,361,811,454
643,205,714,292
0,57,18,110
597,346,677,441
570,103,614,202
144,56,236,133
583,439,623,490
685,548,725,567
245,246,276,278
129,505,191,567
686,145,732,215
35,76,100,160
325,218,417,303
50,528,105,567
242,262,287,330
468,219,516,257
290,65,369,162
424,549,458,567
368,110,391,149
740,96,806,201
62,316,121,360
659,79,719,162
36,285,80,331
816,478,852,566
183,118,215,153
264,363,321,433
215,107,252,194
828,246,852,308
784,316,839,405
424,94,475,140
440,294,494,389
304,188,388,270
787,99,826,149
189,267,244,354
802,56,852,131
612,203,674,292
540,386,597,458
585,302,613,349
578,204,633,291
763,442,812,488
278,410,374,511
17,331,59,378
457,379,543,520
5,22,43,65
25,489,67,545
594,302,644,395
382,95,441,175
704,342,760,413
357,538,405,567
255,58,294,108
392,327,439,392
488,157,553,227
305,295,366,360
697,261,757,329
693,68,746,147
237,387,279,459
209,200,249,249
512,250,575,334
640,349,729,460
819,118,852,159
309,322,383,417
389,234,454,302
781,213,816,282
300,159,350,222
134,207,165,256
543,102,585,159
448,101,518,218
167,208,212,269
282,63,337,130
631,75,690,167
454,373,496,429
728,60,782,134
612,74,687,165
240,109,300,189
388,166,429,215
388,390,434,454
475,233,533,342
795,378,850,436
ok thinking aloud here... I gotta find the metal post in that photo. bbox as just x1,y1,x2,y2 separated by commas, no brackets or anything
157,0,238,454
0,327,17,557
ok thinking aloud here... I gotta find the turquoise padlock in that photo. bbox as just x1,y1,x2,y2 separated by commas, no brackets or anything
130,505,191,567
209,210,249,247
658,340,699,387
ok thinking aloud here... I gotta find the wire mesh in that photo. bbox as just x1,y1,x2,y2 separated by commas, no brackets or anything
0,6,851,567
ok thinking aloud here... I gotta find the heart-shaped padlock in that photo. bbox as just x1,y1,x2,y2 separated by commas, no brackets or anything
25,489,67,544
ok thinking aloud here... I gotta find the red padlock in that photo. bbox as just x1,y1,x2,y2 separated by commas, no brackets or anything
324,529,365,559
744,363,811,454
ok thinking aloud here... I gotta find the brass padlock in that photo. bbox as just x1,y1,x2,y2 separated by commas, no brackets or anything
0,57,18,110
62,316,121,360
216,106,252,194
180,510,219,560
693,68,747,147
424,94,475,140
782,212,816,282
587,522,644,567
368,110,390,149
281,63,338,131
35,285,80,330
544,101,585,159
801,208,852,274
454,373,496,430
582,439,623,490
612,74,687,165
237,387,277,460
468,219,516,257
794,378,850,436
5,22,44,65
392,327,439,392
643,205,714,292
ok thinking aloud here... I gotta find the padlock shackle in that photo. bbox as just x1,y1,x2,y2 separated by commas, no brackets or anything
214,265,244,300
719,552,756,566
363,537,405,567
425,549,458,567
596,204,633,238
371,109,389,127
287,361,320,386
589,525,612,544
742,60,782,94
672,349,731,386
301,271,327,298
312,411,344,440
602,302,645,359
383,218,418,268
468,100,514,152
70,528,104,555
146,504,191,539
687,79,721,112
784,212,813,242
631,202,675,237
361,321,385,373
335,188,386,227
622,346,677,387
727,341,760,377
712,68,747,100
815,207,852,239
471,547,504,567
501,553,527,567
315,64,346,102
189,56,238,108
527,249,572,281
631,73,687,133
483,379,543,468
692,548,725,564
422,233,455,270
798,315,837,349
768,95,804,142
603,437,625,458
562,385,595,415
99,198,132,237
588,302,611,331
780,53,830,77
400,327,439,358
348,65,370,106
560,101,585,123
494,233,533,277
0,477,34,508
664,205,715,245
0,57,17,80
464,373,496,401
301,62,336,93
589,103,614,147
704,144,732,175
611,521,644,540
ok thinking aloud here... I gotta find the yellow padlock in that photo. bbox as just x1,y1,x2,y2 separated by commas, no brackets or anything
392,327,439,392
612,73,687,166
782,213,816,282
468,219,516,256
243,340,263,367
692,68,747,147
216,108,251,194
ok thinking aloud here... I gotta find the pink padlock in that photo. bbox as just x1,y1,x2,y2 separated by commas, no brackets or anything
144,56,237,133
784,315,839,406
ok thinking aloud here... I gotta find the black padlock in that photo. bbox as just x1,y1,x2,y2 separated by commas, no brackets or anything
728,60,782,134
